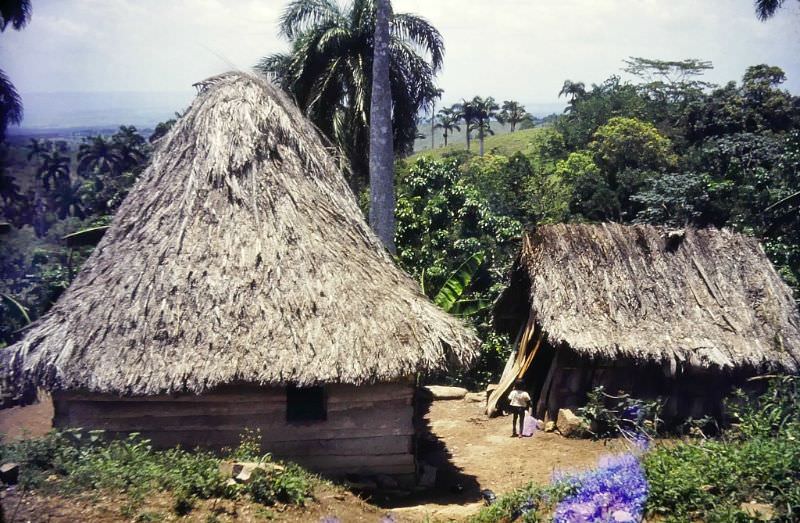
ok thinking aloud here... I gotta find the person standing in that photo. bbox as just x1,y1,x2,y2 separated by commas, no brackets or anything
507,379,532,437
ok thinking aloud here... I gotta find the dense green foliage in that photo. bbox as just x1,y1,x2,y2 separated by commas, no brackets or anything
0,429,315,518
399,64,800,386
0,126,150,346
644,376,800,522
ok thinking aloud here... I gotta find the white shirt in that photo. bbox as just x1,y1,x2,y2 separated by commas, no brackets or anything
508,390,531,408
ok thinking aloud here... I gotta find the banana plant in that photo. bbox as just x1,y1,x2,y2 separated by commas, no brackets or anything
422,251,489,317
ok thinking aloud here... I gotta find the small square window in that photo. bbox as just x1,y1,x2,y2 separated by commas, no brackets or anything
286,385,327,422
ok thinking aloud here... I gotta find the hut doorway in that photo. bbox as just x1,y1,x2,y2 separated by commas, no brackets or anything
487,313,554,417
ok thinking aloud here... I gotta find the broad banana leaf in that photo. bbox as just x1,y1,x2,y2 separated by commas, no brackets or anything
433,251,485,313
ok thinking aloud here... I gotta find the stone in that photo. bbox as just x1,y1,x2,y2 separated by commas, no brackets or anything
740,502,774,521
424,385,468,400
219,461,284,484
464,392,486,403
544,421,556,432
556,409,589,438
0,463,19,485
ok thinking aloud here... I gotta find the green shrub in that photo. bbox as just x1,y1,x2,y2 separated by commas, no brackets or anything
0,429,317,516
644,375,800,522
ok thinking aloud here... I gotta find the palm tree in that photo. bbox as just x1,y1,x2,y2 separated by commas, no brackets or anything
559,80,586,103
0,69,22,140
26,138,50,161
36,150,70,190
257,0,444,191
1,0,31,140
755,0,796,19
77,135,124,177
51,179,86,220
435,107,461,147
497,100,532,132
368,0,395,252
471,96,499,156
455,99,479,152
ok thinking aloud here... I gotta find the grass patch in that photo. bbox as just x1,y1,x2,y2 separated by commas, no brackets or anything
407,128,548,161
0,429,317,518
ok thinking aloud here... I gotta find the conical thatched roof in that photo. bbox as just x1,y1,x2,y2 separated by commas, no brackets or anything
495,223,800,371
2,72,478,398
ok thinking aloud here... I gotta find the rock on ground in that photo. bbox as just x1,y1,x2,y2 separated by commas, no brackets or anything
424,385,468,400
556,409,589,438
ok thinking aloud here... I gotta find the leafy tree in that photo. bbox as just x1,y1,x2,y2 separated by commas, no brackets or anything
497,100,532,132
257,0,443,190
589,116,676,173
368,0,395,252
632,171,710,226
434,106,461,146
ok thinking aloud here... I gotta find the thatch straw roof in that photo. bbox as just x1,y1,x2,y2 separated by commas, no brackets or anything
495,223,800,372
2,72,478,398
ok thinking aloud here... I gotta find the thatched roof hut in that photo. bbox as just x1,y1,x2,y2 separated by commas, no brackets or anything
490,223,800,420
1,72,477,480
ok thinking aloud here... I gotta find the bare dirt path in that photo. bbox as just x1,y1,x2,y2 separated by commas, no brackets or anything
388,398,629,521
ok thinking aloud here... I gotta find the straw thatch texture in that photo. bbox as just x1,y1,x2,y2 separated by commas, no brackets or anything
3,72,478,398
496,223,800,371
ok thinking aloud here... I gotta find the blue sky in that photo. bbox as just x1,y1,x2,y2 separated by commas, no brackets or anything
1,0,799,128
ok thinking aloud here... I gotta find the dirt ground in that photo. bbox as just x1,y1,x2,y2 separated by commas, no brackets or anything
0,395,630,522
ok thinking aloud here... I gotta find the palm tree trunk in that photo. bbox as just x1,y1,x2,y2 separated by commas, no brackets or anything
479,121,485,156
368,0,395,253
443,132,448,147
430,100,435,150
466,127,471,151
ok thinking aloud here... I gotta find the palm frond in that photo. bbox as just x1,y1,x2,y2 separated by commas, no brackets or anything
391,13,444,72
280,0,341,40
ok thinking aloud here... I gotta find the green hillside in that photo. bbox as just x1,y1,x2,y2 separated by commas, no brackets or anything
406,127,549,162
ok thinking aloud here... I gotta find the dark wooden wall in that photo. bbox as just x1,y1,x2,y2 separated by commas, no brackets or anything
52,382,415,479
535,349,748,423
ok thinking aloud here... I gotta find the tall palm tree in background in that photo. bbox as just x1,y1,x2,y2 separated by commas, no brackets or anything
435,106,461,147
36,149,70,190
497,100,531,132
0,0,31,140
369,0,395,252
471,96,499,156
26,137,49,161
455,99,479,152
559,80,586,105
257,0,444,191
77,136,124,177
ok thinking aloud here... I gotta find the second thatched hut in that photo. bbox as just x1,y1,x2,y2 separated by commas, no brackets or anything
490,223,800,421
1,73,478,483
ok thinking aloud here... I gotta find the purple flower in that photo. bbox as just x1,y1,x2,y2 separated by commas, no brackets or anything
320,517,341,523
553,453,648,523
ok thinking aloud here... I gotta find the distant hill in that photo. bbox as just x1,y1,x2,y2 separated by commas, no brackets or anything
406,127,550,161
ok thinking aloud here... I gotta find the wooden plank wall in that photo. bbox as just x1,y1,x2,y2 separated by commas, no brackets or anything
52,383,416,477
539,352,746,423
